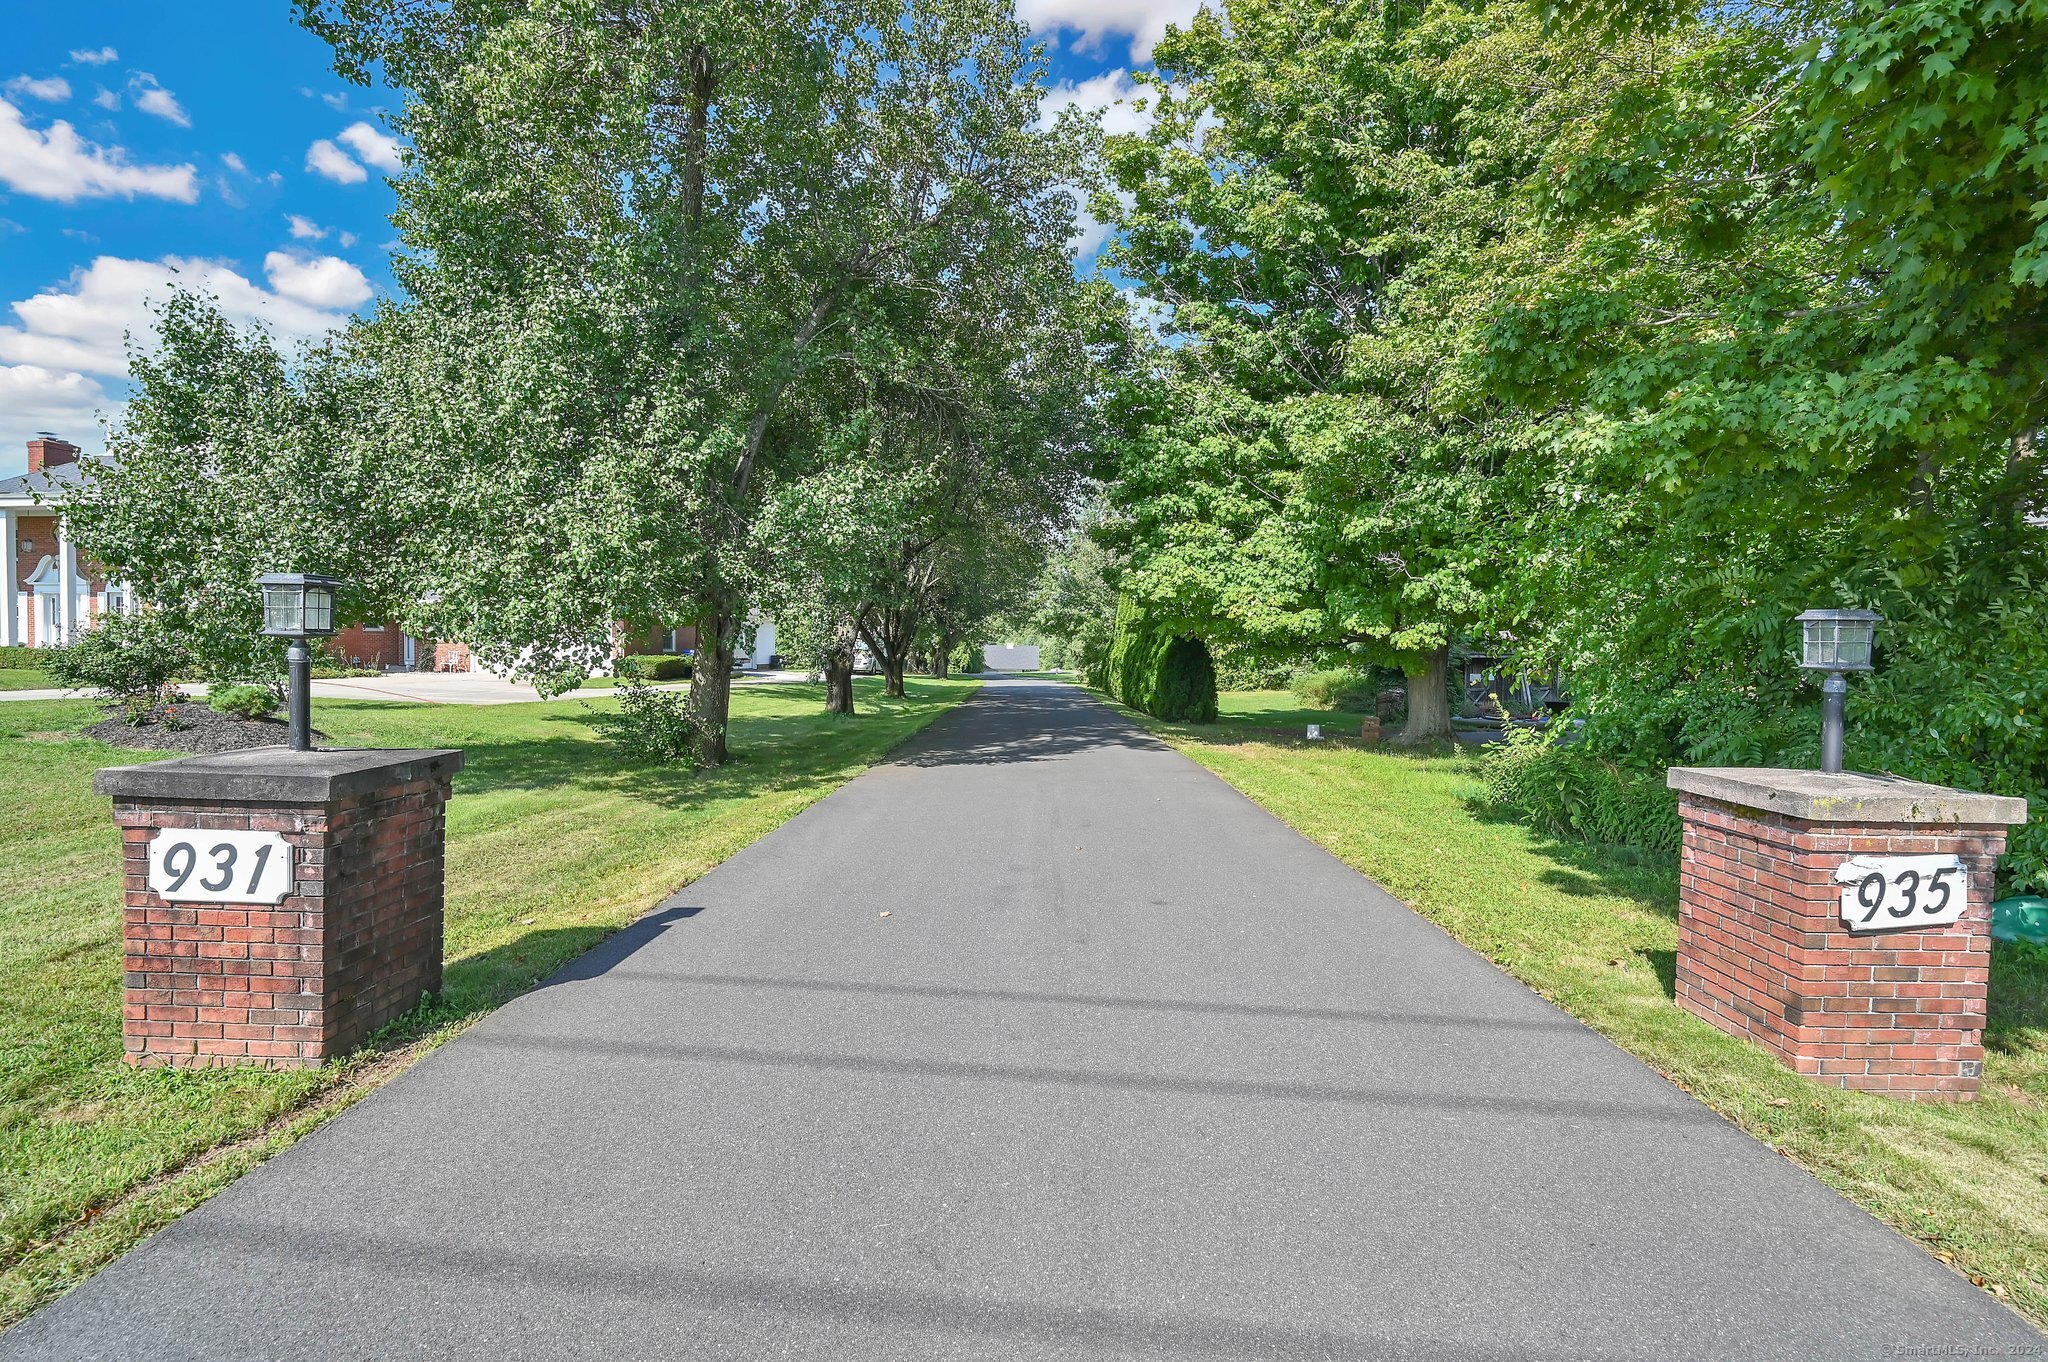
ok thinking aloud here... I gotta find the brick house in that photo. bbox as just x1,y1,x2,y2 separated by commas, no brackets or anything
4,433,775,671
1,434,133,647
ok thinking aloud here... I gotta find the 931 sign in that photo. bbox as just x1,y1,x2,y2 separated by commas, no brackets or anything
147,829,295,906
1831,854,1968,934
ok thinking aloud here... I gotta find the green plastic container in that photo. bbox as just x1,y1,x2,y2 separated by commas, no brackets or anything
1990,895,2048,946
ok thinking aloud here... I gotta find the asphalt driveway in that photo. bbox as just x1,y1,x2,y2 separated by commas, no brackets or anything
4,678,2035,1359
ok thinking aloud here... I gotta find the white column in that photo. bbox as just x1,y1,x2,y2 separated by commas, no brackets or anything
122,579,139,616
57,519,78,643
0,508,16,647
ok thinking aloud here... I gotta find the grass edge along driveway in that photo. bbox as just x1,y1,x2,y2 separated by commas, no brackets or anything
1120,686,2048,1331
0,677,977,1330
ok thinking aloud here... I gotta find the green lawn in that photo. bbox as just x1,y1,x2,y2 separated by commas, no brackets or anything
0,670,54,692
1145,688,2048,1326
0,677,974,1325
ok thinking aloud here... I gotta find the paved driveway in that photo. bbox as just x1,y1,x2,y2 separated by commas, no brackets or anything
3,678,2035,1359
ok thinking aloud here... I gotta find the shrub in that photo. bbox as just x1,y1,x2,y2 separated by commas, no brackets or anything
615,654,693,682
949,642,986,674
208,683,280,721
1290,667,1377,712
43,614,189,703
1212,646,1297,692
1481,729,1681,857
1101,598,1218,722
1151,636,1219,722
591,680,700,764
0,644,47,670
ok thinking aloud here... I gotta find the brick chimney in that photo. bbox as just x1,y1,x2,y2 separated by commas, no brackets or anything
27,433,79,473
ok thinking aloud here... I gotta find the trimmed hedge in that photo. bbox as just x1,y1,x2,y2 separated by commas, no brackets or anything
616,654,693,682
1100,598,1218,723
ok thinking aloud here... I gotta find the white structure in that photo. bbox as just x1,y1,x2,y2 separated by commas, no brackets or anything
2,436,136,649
981,642,1041,671
745,614,777,668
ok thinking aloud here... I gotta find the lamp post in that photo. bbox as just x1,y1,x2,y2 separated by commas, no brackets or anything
1795,608,1880,775
258,573,339,752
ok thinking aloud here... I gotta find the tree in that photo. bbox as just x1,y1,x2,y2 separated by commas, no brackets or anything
61,293,404,687
302,0,1092,763
1092,0,1576,742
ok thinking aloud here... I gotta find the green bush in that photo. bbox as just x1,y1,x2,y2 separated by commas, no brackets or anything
615,654,693,682
1100,598,1218,723
42,615,188,703
949,642,986,674
0,644,47,670
1212,646,1297,692
208,684,280,721
1481,729,1681,857
1289,667,1377,712
590,680,701,764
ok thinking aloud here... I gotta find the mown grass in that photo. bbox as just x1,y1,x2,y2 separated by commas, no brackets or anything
1142,687,2048,1326
0,670,54,692
0,677,974,1326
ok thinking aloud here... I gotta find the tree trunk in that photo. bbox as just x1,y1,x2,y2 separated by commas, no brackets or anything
688,602,737,766
824,616,857,716
930,635,952,679
1396,643,1453,746
883,657,906,698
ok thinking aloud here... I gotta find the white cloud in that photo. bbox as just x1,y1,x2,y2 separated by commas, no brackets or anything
338,230,357,249
0,255,372,380
263,252,373,309
337,121,403,173
1016,0,1203,58
0,364,113,470
287,214,327,240
221,151,247,174
322,92,349,111
69,47,119,66
5,75,71,104
0,98,198,202
1041,69,1152,139
91,87,119,111
128,73,189,127
305,137,365,184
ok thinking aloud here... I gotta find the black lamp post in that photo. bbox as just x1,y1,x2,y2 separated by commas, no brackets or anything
258,573,339,752
1795,608,1880,775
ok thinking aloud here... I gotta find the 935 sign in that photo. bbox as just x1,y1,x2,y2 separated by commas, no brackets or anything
147,829,295,905
1831,853,1968,934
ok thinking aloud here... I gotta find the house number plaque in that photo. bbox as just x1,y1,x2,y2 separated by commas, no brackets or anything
147,829,294,905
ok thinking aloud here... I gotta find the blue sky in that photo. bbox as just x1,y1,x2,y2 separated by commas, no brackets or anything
0,1,1191,478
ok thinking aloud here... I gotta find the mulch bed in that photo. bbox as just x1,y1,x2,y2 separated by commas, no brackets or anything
84,701,320,754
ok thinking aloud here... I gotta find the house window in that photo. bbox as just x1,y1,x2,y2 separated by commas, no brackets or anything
361,623,386,632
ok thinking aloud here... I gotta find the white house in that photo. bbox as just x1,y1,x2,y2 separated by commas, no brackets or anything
1,434,137,648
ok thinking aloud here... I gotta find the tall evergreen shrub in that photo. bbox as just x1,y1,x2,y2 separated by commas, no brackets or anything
1099,597,1217,723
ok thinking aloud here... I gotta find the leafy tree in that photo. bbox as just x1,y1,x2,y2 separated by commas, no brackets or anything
1477,0,2048,883
1092,0,1579,742
60,294,402,688
303,0,1090,763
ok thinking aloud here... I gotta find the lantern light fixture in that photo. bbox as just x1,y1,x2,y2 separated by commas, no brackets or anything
1795,608,1882,775
257,573,342,752
258,572,339,640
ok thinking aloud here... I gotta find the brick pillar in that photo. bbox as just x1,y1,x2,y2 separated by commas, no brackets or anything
95,747,464,1069
1668,767,2027,1101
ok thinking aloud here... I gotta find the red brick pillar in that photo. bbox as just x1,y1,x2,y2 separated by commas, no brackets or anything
95,747,464,1069
1668,767,2027,1101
